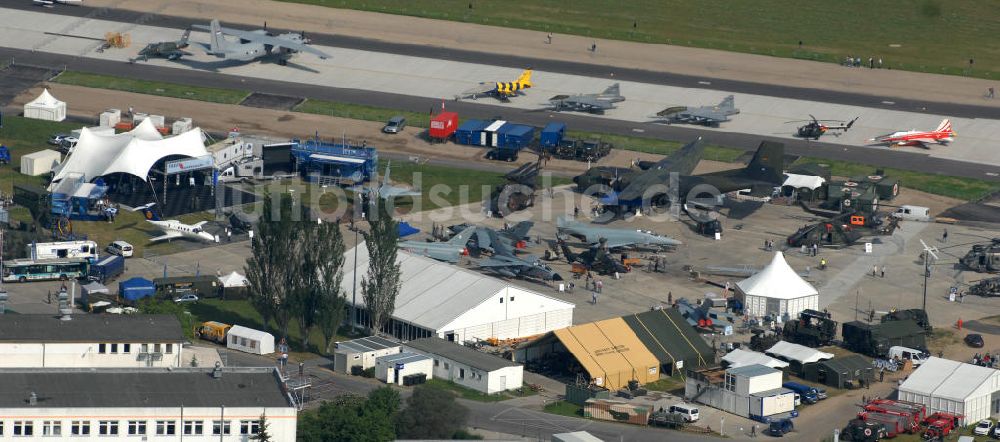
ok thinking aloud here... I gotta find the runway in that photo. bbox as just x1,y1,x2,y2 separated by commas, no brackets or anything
1,7,999,182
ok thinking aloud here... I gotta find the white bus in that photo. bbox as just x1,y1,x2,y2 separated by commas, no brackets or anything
26,240,99,262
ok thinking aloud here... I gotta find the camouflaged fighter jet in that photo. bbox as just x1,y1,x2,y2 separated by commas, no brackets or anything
652,95,739,126
547,83,625,113
133,29,192,62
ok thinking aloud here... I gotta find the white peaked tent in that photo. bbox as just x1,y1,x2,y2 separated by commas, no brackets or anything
23,88,66,121
52,119,208,183
736,252,819,319
218,271,248,288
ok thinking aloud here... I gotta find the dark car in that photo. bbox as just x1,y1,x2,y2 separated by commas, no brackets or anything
965,333,985,348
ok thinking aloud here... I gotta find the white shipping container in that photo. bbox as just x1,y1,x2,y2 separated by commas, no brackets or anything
99,109,121,127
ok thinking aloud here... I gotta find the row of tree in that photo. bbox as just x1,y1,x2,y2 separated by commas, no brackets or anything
244,193,402,352
297,385,475,441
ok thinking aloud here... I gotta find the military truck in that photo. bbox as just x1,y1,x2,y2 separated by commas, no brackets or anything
960,239,1000,273
553,137,612,162
782,309,837,347
970,276,1000,297
842,320,926,358
841,418,887,441
880,309,932,333
749,328,783,352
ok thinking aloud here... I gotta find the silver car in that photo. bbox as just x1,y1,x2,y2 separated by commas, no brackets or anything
382,116,406,134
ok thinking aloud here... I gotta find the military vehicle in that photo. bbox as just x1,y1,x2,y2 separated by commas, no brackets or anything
554,138,612,162
787,115,858,140
880,309,932,333
488,160,540,217
841,418,887,442
960,238,1000,273
970,276,1000,297
557,238,628,276
782,309,837,347
749,328,782,352
841,320,927,358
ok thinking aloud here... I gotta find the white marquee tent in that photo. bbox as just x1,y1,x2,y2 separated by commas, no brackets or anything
342,242,575,343
736,252,819,319
52,119,208,183
898,357,1000,425
23,88,66,122
218,271,248,288
722,348,790,369
765,341,834,365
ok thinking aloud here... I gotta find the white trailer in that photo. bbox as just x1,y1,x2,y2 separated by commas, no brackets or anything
27,240,99,262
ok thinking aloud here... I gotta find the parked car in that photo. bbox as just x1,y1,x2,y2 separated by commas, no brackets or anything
106,240,134,258
974,419,994,436
58,136,79,153
382,116,407,134
48,133,71,145
668,403,699,422
965,333,985,348
992,424,1000,438
174,294,199,303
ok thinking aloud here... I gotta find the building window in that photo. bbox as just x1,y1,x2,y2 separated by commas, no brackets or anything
13,421,33,436
155,421,176,435
98,343,107,354
499,297,504,303
510,296,514,301
127,421,146,435
724,373,736,392
42,420,61,436
459,368,465,379
0,421,3,435
183,421,204,435
434,359,439,367
98,421,118,435
240,420,261,435
71,421,90,436
444,362,450,370
165,343,173,354
212,421,232,435
110,343,118,354
250,340,257,349
123,343,131,353
231,335,238,345
154,343,161,353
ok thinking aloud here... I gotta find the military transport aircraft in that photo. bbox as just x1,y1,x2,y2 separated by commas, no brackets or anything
133,30,192,62
651,95,739,126
456,69,533,101
547,83,625,113
191,19,331,66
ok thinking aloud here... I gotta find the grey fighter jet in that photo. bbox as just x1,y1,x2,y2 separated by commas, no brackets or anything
399,226,476,263
349,162,421,201
556,216,681,249
652,95,739,126
548,83,625,113
478,229,562,281
191,19,331,66
134,29,192,61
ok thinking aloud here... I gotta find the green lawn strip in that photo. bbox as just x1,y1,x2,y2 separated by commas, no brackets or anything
542,400,583,417
792,157,1000,201
53,71,250,105
423,378,533,402
283,0,999,80
643,375,685,393
565,130,744,163
295,98,431,128
186,298,349,353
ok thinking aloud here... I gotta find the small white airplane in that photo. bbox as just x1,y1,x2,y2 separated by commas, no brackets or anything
33,0,82,7
135,203,216,243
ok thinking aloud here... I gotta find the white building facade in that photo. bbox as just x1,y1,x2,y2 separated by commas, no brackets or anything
686,364,796,420
0,314,186,368
406,337,524,394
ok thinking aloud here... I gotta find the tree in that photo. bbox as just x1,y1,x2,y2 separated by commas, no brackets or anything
361,198,401,335
308,220,347,354
136,298,195,339
297,388,399,442
251,413,272,442
245,192,297,338
395,384,470,439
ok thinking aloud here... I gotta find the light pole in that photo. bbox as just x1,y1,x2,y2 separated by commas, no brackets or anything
350,215,359,334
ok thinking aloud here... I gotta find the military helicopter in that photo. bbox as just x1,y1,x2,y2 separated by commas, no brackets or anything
960,238,1000,273
787,115,858,140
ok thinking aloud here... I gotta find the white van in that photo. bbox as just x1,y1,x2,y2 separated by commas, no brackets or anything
668,403,700,422
888,346,927,367
892,205,931,222
106,241,134,258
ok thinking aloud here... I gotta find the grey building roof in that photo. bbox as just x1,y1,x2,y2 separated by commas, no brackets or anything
0,367,291,408
727,364,780,378
750,387,795,398
406,337,519,372
377,352,431,365
0,314,184,343
335,336,400,354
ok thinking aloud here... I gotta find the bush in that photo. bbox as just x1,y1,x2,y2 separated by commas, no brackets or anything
361,367,376,378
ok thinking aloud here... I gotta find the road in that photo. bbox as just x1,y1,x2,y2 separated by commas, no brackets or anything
8,1,1000,120
2,47,998,183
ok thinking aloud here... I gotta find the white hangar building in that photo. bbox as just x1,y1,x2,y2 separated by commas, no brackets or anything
342,242,575,343
898,357,1000,425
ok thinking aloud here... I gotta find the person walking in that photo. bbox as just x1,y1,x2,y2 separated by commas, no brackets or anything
751,424,757,438
546,33,552,44
812,243,819,256
872,264,878,277
880,265,885,278
591,42,597,52
591,291,598,305
596,279,603,293
943,228,949,243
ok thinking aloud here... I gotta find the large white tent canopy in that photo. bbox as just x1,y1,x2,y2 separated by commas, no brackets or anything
765,341,833,365
898,357,1000,425
722,348,790,369
52,119,208,183
23,88,66,121
737,252,819,319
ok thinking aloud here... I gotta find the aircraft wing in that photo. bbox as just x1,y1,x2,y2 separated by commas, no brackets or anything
478,257,519,268
192,221,208,228
149,231,184,242
379,186,421,200
908,138,937,145
416,248,460,263
457,83,496,99
652,137,706,174
599,238,632,249
687,108,728,123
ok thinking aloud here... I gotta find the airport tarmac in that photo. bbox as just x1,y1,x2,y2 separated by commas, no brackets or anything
3,7,1000,169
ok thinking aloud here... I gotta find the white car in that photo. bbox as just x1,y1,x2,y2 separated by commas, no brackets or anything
173,294,199,303
973,419,994,436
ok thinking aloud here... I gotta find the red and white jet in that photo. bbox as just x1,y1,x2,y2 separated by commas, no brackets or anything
869,119,956,148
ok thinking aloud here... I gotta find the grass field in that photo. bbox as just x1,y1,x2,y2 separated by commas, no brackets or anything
187,298,350,353
290,0,1000,80
542,400,583,418
53,71,250,104
295,99,431,128
791,157,1000,201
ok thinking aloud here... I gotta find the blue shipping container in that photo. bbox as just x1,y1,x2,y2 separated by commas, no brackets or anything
90,254,125,284
497,124,535,150
540,122,566,148
455,120,489,146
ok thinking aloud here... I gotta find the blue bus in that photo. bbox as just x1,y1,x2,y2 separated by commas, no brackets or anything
3,257,90,283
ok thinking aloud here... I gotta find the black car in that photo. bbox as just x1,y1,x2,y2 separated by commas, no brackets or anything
965,333,985,348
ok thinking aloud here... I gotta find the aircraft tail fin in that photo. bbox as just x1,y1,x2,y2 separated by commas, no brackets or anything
936,119,953,134
449,226,477,245
507,221,534,240
134,203,161,221
603,83,620,97
719,95,735,111
743,141,785,184
179,29,191,48
208,19,224,54
846,117,858,131
516,69,533,88
491,230,515,257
